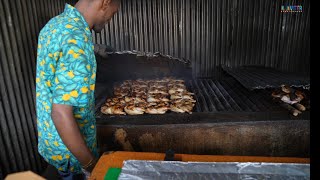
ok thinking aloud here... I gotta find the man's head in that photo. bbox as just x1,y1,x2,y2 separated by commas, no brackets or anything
93,0,119,32
76,0,120,32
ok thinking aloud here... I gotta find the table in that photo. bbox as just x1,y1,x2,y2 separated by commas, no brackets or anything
89,151,310,180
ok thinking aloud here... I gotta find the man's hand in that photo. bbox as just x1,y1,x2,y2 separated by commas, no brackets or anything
51,103,95,167
82,157,99,180
84,156,99,173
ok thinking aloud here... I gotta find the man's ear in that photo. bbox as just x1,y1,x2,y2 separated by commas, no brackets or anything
101,0,112,11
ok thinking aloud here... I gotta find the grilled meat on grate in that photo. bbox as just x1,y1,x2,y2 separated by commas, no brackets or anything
145,102,170,114
101,77,196,115
271,84,308,116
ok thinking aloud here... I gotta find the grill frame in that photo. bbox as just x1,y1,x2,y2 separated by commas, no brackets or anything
93,51,310,158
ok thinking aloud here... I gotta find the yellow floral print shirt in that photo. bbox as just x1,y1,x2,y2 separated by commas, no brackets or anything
35,4,97,173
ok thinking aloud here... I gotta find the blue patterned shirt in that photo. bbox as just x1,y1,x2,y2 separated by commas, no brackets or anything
36,4,97,173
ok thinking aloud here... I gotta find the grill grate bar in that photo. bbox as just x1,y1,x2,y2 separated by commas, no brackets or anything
224,79,262,111
207,80,239,111
232,81,270,111
219,80,254,111
189,80,209,112
226,75,279,111
253,90,278,111
201,80,229,111
258,89,283,111
187,80,202,112
198,80,220,111
231,78,280,111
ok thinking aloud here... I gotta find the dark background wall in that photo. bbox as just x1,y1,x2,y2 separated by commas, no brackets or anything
0,0,75,178
0,0,310,178
93,0,310,78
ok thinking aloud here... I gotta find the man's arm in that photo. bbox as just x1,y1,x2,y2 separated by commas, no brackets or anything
51,103,95,168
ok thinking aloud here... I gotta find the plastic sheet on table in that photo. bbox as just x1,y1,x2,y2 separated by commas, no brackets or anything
118,160,310,180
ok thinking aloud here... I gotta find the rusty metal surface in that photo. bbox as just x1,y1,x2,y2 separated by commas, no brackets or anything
96,119,310,157
96,111,309,126
222,66,310,90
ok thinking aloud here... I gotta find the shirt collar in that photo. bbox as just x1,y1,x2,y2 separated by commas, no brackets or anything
63,3,92,37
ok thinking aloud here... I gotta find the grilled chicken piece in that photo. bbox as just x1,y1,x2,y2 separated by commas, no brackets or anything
281,84,292,94
168,83,186,88
171,98,196,104
170,104,194,114
105,97,126,106
271,89,287,98
149,86,167,91
149,84,167,89
170,92,194,100
168,87,187,95
294,90,305,101
271,85,308,116
170,101,195,114
124,103,145,115
148,88,169,95
101,105,126,115
170,105,185,113
145,102,170,114
147,94,170,103
293,103,306,111
148,82,168,87
132,87,148,94
108,78,196,115
114,85,131,96
279,102,301,116
125,96,146,104
114,90,130,97
130,92,147,99
132,85,148,89
280,94,303,105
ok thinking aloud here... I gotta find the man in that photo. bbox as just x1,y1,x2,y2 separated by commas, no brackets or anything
35,0,119,179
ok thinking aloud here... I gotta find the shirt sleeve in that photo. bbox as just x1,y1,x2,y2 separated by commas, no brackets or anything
52,34,92,107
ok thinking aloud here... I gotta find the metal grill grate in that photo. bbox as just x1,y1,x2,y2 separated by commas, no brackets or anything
186,78,278,113
222,66,310,90
95,77,280,118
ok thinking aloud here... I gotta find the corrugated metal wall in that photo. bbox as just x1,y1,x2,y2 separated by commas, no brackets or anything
0,0,75,178
93,0,310,78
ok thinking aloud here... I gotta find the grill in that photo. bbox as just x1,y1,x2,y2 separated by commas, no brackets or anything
93,48,309,157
